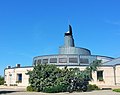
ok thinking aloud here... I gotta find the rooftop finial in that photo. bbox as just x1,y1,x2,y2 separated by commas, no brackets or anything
65,24,72,36
69,25,72,35
64,24,75,47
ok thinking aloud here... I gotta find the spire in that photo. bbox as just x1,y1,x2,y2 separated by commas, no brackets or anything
64,24,75,47
69,25,72,35
65,24,73,36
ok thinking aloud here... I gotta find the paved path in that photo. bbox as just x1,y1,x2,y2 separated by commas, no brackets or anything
0,89,120,95
0,86,119,95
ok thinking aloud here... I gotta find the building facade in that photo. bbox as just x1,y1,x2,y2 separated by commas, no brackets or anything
4,25,120,88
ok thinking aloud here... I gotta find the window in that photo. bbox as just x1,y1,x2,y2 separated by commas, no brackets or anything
59,58,67,63
80,58,89,64
97,71,103,81
17,74,22,83
69,58,78,63
37,59,41,64
9,74,12,84
9,74,12,76
43,59,48,64
33,60,37,66
50,58,57,63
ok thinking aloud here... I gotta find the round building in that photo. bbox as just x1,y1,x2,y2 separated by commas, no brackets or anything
33,25,113,66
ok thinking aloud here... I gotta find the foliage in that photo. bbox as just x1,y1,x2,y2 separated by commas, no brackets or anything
28,64,68,92
113,89,120,92
83,60,101,80
87,84,100,91
0,76,4,85
27,85,35,92
4,84,7,86
97,77,104,81
16,80,22,83
43,84,68,93
10,84,17,86
27,60,101,93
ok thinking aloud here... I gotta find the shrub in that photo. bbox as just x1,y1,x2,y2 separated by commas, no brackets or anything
87,84,100,91
16,80,22,83
10,84,17,86
13,84,17,86
43,86,58,93
4,84,7,86
113,89,120,92
10,84,13,86
0,76,4,85
98,77,104,81
27,61,101,93
43,84,68,93
27,86,35,92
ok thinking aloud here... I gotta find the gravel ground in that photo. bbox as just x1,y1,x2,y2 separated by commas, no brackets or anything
0,89,120,95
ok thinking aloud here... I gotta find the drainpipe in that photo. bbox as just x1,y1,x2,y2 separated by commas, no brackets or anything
113,66,116,85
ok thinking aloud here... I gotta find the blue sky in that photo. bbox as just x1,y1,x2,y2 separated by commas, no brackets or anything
0,0,120,75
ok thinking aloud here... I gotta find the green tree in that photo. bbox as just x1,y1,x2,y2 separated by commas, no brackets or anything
28,64,68,92
0,76,4,85
27,60,101,92
84,60,101,80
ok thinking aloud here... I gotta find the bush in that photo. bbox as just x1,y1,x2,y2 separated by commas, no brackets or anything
27,61,101,93
16,80,22,83
4,84,7,86
0,76,4,85
27,86,35,92
13,84,17,86
43,84,68,93
87,84,100,91
113,89,120,92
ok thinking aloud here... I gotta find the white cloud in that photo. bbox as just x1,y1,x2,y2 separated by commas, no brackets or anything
105,19,120,26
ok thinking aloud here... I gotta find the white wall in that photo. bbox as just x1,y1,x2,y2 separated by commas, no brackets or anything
4,67,33,86
4,65,120,87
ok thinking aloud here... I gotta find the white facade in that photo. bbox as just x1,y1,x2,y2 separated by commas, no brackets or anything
4,61,120,88
4,66,33,87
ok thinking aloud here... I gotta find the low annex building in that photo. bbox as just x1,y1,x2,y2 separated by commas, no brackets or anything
4,25,120,88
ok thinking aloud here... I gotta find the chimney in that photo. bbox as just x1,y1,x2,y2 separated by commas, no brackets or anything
16,64,20,68
7,66,11,69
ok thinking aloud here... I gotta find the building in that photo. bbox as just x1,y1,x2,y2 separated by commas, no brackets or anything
4,25,120,88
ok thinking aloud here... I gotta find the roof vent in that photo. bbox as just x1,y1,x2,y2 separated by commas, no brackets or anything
7,66,11,69
16,64,20,68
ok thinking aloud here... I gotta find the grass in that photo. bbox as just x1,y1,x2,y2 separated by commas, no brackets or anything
113,89,120,92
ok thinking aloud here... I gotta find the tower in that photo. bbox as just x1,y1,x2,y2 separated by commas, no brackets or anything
59,25,91,55
64,25,75,47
